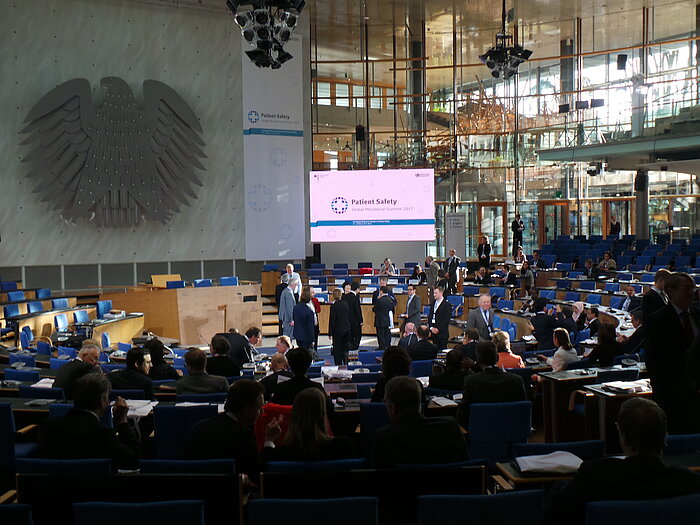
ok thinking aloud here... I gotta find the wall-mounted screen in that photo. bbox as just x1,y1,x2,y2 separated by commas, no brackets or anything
309,169,436,242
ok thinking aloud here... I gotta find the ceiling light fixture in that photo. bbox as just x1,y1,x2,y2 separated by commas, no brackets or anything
478,0,532,79
227,0,305,69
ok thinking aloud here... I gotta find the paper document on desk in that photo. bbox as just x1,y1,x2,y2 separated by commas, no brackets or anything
128,400,158,418
175,402,209,407
31,378,55,388
431,397,458,407
602,378,652,394
515,451,583,474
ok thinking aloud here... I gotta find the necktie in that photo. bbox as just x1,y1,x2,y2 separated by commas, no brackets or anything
680,311,695,343
406,295,413,315
623,298,630,311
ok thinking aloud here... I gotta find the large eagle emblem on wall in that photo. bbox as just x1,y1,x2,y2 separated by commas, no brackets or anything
21,77,206,227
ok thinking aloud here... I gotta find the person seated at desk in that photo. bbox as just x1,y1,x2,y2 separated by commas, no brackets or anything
275,335,292,355
621,284,642,312
519,260,535,296
410,265,428,285
545,398,700,525
206,334,240,379
145,339,182,381
265,387,354,462
398,322,418,349
184,380,281,483
581,258,594,279
537,327,579,372
429,349,470,391
53,342,101,400
453,328,480,364
227,326,261,367
271,347,334,418
498,264,518,287
176,348,230,394
375,376,468,468
527,298,560,351
371,346,412,403
408,324,439,361
108,347,154,399
555,304,578,336
379,258,397,276
494,330,524,369
586,323,625,367
585,307,600,338
617,309,645,355
40,374,139,470
531,250,548,270
572,301,586,331
260,353,293,401
595,251,617,276
473,267,492,286
457,341,527,426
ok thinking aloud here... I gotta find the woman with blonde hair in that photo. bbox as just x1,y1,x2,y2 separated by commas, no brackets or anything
266,387,354,461
494,330,524,369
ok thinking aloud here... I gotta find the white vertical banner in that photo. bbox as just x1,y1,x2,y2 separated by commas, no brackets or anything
445,212,467,259
243,36,306,261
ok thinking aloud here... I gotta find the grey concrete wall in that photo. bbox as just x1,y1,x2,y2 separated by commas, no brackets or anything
0,0,244,267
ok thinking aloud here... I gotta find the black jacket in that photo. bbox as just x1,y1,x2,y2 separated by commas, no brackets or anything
546,456,700,525
457,368,527,425
454,342,478,362
259,370,293,401
329,300,350,336
373,295,396,329
149,362,181,381
206,355,240,378
53,359,99,399
184,412,262,480
271,375,334,417
222,332,256,366
408,339,439,361
642,288,667,321
429,370,468,391
265,436,355,463
531,312,559,350
428,299,452,340
108,368,154,399
40,409,139,470
374,413,469,468
342,292,363,327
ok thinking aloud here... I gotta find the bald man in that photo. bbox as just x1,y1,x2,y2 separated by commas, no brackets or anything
53,343,102,399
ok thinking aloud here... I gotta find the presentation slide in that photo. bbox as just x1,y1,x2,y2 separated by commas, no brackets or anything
309,169,436,242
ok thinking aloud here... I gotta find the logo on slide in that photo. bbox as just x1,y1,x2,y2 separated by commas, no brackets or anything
330,197,348,214
270,147,288,167
247,110,260,123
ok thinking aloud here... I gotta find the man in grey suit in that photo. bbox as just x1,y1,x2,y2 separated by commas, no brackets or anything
425,256,441,289
465,294,495,341
400,284,422,328
278,279,297,339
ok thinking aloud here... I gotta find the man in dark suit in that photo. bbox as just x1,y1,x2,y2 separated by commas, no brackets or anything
259,353,292,401
373,286,397,350
408,325,439,361
444,249,461,295
429,349,469,391
609,215,621,237
453,328,480,363
225,327,261,367
620,284,642,312
618,310,645,355
545,398,700,525
428,286,452,350
527,298,562,350
206,334,240,378
176,348,230,394
400,284,422,328
371,278,395,304
374,376,468,467
398,322,418,349
108,347,154,399
53,343,101,399
457,341,527,426
581,259,594,278
511,213,524,257
184,379,280,482
343,282,363,350
40,374,139,470
329,288,351,365
274,278,288,336
531,250,548,269
465,294,495,342
584,308,600,338
642,268,671,322
271,347,334,417
647,272,700,434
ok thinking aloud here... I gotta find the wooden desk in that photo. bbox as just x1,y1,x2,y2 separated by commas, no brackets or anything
495,461,572,488
100,284,262,346
91,315,145,346
262,271,281,296
0,289,37,304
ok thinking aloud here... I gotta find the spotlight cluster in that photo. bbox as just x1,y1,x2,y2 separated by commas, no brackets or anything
478,33,532,79
227,0,305,69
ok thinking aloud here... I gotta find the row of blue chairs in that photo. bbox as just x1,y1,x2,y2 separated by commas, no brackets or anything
3,288,51,303
165,277,239,289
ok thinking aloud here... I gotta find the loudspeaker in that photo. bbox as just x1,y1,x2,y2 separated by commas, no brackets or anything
634,171,648,191
355,125,366,141
558,103,570,114
617,54,627,70
575,100,589,110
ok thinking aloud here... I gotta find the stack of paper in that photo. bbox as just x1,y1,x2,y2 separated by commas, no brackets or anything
515,451,583,474
31,378,55,389
431,397,458,407
127,400,158,418
602,378,652,394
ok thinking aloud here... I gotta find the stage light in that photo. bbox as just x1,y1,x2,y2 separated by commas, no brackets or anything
478,28,532,80
590,99,605,108
229,0,305,69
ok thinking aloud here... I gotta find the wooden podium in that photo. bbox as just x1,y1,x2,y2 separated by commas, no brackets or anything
100,284,263,346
